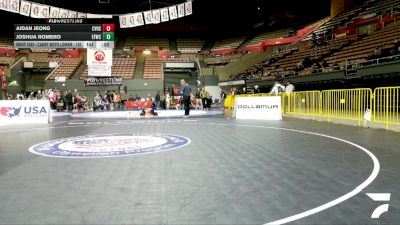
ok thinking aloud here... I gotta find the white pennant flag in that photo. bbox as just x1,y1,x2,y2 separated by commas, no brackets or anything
49,7,60,18
177,3,185,18
169,6,177,20
9,0,19,13
143,10,153,24
152,9,161,24
126,14,135,27
39,5,49,18
77,12,86,18
185,1,192,16
68,10,77,18
119,15,128,28
58,8,69,18
19,0,30,16
0,0,9,12
161,7,169,22
86,13,112,19
135,12,144,26
30,3,40,18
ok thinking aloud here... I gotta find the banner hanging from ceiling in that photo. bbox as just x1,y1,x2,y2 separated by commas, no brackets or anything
0,0,191,29
118,1,192,29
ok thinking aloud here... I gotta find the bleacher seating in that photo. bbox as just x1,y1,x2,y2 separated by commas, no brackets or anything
143,57,191,79
177,38,205,53
0,37,13,48
326,22,400,67
31,49,56,53
125,37,169,49
303,0,400,40
228,0,400,81
212,37,246,50
0,57,15,65
244,29,293,46
31,57,82,80
358,0,400,18
81,57,137,79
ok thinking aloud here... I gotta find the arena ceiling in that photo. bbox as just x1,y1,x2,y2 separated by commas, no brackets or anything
1,0,331,36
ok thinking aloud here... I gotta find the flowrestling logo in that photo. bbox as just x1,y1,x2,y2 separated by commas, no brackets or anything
29,133,191,158
94,50,105,62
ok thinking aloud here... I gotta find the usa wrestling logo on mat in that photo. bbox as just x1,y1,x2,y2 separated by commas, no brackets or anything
29,133,191,158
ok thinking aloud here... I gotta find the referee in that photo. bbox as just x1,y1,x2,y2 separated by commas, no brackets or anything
180,79,191,116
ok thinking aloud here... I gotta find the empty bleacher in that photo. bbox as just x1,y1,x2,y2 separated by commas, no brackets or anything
143,57,191,79
212,37,246,50
0,57,15,65
325,22,400,66
0,37,13,48
81,57,137,79
125,37,169,49
358,0,400,18
228,0,400,81
31,57,82,80
177,38,205,53
244,29,293,46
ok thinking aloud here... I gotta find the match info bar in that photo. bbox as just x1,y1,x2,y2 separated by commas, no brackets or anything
14,24,115,49
14,41,114,49
14,24,115,32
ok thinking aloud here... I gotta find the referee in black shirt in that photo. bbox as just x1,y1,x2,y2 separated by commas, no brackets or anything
180,79,191,116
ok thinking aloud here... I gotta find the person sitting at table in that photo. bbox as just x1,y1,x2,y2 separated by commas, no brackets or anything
77,95,88,111
93,92,104,111
102,95,111,111
146,99,158,116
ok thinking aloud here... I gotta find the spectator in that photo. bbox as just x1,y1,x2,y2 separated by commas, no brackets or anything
180,79,191,116
66,90,73,111
301,55,312,68
269,82,286,95
195,88,202,109
285,82,295,93
254,85,260,94
56,95,64,112
36,90,43,100
155,91,161,110
102,93,110,110
113,91,122,110
200,87,210,110
16,91,24,100
77,95,88,111
165,92,171,110
333,61,340,71
28,91,35,100
375,46,382,56
72,89,79,105
93,92,104,111
322,61,328,69
220,88,226,108
128,95,135,101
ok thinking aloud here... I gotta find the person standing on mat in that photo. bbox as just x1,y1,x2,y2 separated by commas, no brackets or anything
180,79,191,116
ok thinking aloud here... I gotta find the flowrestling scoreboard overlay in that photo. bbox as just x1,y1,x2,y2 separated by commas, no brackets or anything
14,24,115,49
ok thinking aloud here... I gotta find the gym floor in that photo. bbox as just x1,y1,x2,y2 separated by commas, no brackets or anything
0,111,399,225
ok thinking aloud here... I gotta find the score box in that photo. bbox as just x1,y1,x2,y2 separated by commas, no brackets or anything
102,24,115,32
102,32,115,41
